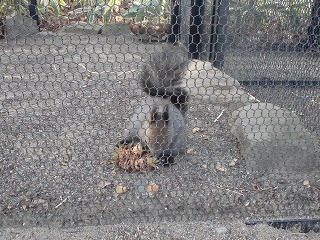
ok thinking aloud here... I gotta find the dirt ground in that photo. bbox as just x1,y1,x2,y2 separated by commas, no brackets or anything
0,31,319,238
1,220,320,240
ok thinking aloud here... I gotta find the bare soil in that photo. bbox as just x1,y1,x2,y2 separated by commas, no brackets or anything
0,32,319,238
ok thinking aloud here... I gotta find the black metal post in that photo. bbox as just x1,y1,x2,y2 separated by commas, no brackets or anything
168,0,181,44
210,0,228,69
188,0,204,59
29,0,40,29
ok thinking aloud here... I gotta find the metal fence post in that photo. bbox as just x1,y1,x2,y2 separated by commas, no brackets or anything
210,0,229,69
178,0,228,69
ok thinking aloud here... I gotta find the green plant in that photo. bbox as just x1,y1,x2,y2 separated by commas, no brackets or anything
228,0,313,41
37,0,67,16
0,0,30,15
123,0,170,23
60,0,122,23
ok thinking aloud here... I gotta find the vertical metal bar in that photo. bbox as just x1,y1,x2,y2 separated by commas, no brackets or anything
210,0,228,69
188,0,204,59
29,0,40,29
168,0,182,44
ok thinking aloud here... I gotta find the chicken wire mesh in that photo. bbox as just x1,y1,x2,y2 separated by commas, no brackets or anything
0,0,319,235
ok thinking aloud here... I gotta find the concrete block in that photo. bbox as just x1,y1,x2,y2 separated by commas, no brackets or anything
230,103,320,173
182,60,257,108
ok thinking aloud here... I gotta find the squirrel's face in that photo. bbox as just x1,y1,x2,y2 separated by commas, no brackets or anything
144,109,169,155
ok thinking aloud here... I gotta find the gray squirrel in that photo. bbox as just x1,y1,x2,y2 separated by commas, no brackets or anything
118,46,189,165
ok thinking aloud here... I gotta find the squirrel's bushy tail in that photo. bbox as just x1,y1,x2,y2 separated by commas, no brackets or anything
140,47,189,114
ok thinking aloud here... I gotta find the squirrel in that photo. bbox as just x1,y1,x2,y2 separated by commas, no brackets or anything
118,46,189,165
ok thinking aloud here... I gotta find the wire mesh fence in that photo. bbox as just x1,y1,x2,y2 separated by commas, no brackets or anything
0,0,319,238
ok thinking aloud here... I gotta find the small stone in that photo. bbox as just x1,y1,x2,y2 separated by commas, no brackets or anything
229,158,238,167
303,179,310,186
215,226,229,234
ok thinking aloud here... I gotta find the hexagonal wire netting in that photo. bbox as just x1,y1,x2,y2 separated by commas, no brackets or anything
0,0,319,236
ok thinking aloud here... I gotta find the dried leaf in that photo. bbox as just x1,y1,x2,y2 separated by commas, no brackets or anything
202,135,209,140
303,180,310,186
19,199,32,210
113,144,157,172
215,162,222,169
32,199,49,206
60,161,68,166
192,127,202,133
97,180,112,189
19,198,48,210
229,158,238,167
132,143,144,155
115,185,127,194
146,182,159,192
252,184,259,191
186,148,193,155
216,167,227,173
215,162,226,172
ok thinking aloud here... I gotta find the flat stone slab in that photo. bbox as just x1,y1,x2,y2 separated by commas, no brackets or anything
182,60,257,108
230,103,320,173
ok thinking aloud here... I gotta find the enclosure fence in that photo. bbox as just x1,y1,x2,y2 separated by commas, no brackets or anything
0,0,319,235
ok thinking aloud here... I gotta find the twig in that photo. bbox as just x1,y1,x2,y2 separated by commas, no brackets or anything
248,93,261,103
55,196,70,209
78,63,105,74
213,109,225,123
78,63,135,76
117,69,136,77
216,185,244,196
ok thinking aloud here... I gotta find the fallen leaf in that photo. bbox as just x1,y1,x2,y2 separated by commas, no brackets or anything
186,148,193,155
215,162,226,172
252,184,259,191
32,199,49,206
19,199,32,210
216,167,227,172
19,198,49,210
111,168,119,174
114,144,157,172
303,180,310,186
229,158,238,167
215,162,222,169
60,161,69,166
97,180,112,189
202,135,209,140
192,127,202,133
146,182,159,192
115,185,127,194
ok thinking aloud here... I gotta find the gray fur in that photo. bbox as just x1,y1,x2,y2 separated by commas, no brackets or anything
120,46,189,165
